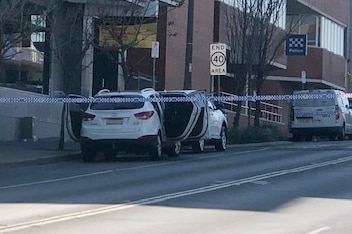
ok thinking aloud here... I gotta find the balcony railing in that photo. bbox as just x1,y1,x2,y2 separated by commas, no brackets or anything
220,91,284,124
4,47,44,65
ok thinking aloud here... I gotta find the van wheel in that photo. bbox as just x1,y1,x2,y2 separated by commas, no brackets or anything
167,141,181,157
305,135,313,141
338,127,346,140
192,139,205,153
215,125,227,151
149,133,162,160
329,135,336,141
292,133,300,141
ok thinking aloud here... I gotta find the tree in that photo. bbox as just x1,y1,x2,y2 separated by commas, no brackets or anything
95,0,161,91
225,0,298,127
43,0,90,95
45,0,175,95
0,0,33,83
250,0,287,126
225,0,259,127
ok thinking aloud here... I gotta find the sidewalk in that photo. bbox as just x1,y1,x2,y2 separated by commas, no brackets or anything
0,138,292,168
0,138,81,168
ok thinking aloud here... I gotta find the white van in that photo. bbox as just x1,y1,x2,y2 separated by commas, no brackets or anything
289,89,352,141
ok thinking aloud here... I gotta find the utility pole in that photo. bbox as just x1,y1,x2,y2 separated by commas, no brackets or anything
183,0,194,89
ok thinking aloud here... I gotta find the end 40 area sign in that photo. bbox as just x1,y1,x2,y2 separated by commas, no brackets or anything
210,43,228,76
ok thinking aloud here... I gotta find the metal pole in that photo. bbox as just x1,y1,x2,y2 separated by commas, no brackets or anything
210,75,214,93
152,58,156,89
183,0,194,89
217,75,221,96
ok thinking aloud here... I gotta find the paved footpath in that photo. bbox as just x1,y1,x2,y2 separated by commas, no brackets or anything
0,138,81,168
0,138,292,168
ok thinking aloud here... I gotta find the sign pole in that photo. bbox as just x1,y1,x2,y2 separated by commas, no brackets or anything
210,75,214,93
217,75,221,96
152,58,156,89
151,41,160,89
301,70,306,90
210,43,227,96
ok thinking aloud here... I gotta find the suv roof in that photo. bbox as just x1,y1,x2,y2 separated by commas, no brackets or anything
94,88,158,97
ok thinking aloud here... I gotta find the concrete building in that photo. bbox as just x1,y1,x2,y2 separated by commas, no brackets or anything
156,0,350,130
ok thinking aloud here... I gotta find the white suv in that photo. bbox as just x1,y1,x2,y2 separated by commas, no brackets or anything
160,90,228,153
80,88,182,161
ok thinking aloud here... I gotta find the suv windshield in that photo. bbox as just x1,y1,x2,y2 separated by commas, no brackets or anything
90,95,145,110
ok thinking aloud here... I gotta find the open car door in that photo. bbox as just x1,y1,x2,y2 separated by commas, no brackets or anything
160,90,208,141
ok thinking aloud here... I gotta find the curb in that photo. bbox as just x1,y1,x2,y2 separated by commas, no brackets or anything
228,141,293,148
0,152,81,169
0,141,293,168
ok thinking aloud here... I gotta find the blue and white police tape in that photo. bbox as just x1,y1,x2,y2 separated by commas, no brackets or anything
0,93,350,103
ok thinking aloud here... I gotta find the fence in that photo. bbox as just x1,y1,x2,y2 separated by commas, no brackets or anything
220,91,283,124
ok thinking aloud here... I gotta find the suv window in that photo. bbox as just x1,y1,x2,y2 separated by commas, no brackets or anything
294,97,335,107
90,95,145,110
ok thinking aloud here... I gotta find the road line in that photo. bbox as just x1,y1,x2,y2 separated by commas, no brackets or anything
305,226,331,234
1,155,352,233
0,148,268,190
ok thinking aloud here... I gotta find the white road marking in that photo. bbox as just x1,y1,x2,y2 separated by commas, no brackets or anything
0,148,269,190
1,155,352,233
250,180,269,185
305,226,331,234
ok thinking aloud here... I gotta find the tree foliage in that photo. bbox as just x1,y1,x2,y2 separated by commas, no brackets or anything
0,0,34,83
225,0,294,127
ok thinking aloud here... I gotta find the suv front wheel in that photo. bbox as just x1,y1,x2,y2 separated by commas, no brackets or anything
215,125,227,151
167,141,181,157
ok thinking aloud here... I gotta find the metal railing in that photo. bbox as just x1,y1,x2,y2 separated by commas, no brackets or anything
4,47,44,65
220,91,283,124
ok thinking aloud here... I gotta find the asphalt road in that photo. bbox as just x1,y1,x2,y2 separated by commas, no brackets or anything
1,141,352,234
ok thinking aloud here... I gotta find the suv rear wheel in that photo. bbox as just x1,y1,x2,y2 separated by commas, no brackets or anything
149,133,162,160
81,142,96,162
192,139,205,153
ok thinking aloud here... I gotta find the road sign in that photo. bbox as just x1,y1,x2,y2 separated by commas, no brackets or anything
151,41,159,58
301,71,306,84
286,34,307,56
210,43,227,75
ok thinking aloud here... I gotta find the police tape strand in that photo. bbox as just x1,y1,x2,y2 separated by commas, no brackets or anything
1,93,352,103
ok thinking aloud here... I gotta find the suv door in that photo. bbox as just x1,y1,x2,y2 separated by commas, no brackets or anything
160,91,206,141
184,91,209,140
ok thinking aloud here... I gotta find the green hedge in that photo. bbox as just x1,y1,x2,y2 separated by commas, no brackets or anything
228,125,285,144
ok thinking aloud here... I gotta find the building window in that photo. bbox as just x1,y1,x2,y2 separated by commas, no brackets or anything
287,14,345,56
300,16,318,46
222,0,286,29
31,15,46,43
287,15,319,46
321,17,344,56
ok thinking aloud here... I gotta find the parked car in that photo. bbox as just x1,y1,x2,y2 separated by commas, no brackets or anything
80,88,211,162
290,89,352,141
80,88,182,161
159,90,228,153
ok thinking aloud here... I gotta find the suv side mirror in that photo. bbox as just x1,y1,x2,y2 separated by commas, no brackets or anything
214,102,224,110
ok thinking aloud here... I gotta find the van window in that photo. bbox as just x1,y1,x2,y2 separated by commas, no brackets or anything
294,97,335,107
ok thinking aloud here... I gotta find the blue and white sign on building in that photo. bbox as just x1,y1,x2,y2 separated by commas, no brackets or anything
286,34,307,56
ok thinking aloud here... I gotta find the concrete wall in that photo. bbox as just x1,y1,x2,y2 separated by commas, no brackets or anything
164,0,215,91
0,87,63,141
